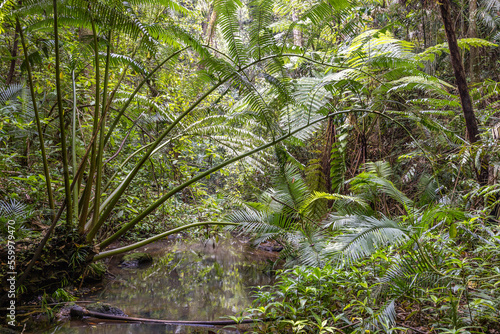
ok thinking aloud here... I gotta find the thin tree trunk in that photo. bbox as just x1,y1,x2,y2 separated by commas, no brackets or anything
460,0,465,68
469,0,479,82
6,21,21,85
437,0,479,143
422,0,427,49
321,117,336,193
17,18,56,217
53,0,73,226
206,9,217,47
79,16,100,232
292,10,303,47
437,0,488,184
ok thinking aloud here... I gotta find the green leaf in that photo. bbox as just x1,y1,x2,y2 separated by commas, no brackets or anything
449,223,457,239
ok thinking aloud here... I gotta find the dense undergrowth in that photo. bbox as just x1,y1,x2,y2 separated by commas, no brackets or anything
224,161,500,333
244,221,500,333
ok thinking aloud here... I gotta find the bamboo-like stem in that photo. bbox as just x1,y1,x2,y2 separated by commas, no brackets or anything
85,49,187,226
103,36,145,115
12,48,183,287
99,111,350,249
53,0,73,227
94,51,436,244
97,53,279,231
70,49,184,217
95,81,229,236
93,222,238,260
71,70,79,220
97,53,377,219
102,142,154,193
98,103,432,250
17,18,55,218
78,16,100,232
87,29,113,240
102,48,187,148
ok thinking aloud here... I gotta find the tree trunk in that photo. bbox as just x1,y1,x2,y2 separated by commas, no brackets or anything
6,21,21,85
292,10,303,47
69,306,265,325
206,9,218,47
321,117,336,192
469,0,479,82
437,0,488,184
437,0,479,143
421,0,427,49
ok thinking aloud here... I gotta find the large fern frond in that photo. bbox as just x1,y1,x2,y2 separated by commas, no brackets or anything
0,199,30,221
325,215,409,263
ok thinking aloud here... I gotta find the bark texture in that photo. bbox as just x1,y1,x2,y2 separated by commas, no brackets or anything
438,0,488,185
321,117,336,192
6,22,21,85
469,0,479,82
437,0,479,144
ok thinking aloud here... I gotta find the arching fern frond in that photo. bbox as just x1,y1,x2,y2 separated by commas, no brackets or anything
0,199,30,221
126,0,190,15
214,0,247,67
416,38,498,63
0,83,24,105
248,0,276,60
99,52,149,76
326,215,409,263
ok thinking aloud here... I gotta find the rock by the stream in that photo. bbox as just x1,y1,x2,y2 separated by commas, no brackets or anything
85,302,128,317
119,252,153,268
257,241,283,252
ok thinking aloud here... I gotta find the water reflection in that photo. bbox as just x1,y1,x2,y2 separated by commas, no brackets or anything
41,237,276,334
45,322,241,334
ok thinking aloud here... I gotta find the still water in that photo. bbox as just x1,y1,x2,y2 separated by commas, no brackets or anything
42,237,277,334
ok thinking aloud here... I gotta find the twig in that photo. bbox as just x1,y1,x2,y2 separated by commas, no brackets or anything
396,323,427,334
103,112,144,166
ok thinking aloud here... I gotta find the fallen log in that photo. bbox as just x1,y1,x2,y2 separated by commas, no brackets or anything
70,306,266,326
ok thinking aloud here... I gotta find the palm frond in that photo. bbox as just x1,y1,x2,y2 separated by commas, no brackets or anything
0,199,30,221
100,52,149,76
126,0,190,15
416,38,498,62
214,0,247,67
349,169,414,211
326,215,409,263
378,248,447,302
301,191,367,215
0,83,24,105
